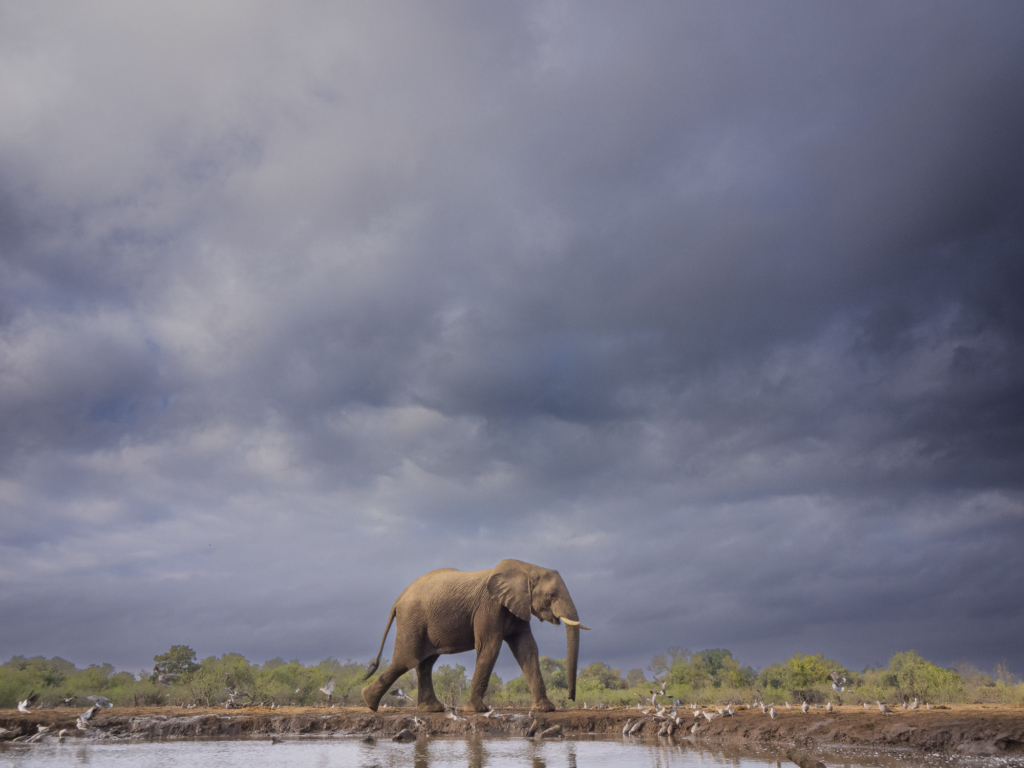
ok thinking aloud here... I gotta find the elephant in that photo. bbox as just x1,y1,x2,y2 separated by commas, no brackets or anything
360,559,590,713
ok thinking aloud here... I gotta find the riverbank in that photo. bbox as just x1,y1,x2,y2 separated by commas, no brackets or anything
2,703,1023,758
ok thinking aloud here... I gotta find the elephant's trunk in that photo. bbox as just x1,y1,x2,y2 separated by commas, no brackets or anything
557,598,582,701
566,623,579,701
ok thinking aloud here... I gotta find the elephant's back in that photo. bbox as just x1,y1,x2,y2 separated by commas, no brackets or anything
397,568,488,616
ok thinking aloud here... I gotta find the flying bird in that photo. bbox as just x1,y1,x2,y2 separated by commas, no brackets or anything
86,696,113,708
17,692,39,713
319,677,335,698
389,687,413,701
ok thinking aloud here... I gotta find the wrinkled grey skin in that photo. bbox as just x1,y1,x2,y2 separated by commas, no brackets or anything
361,559,584,713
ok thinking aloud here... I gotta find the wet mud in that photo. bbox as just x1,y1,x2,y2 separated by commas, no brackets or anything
2,703,1023,759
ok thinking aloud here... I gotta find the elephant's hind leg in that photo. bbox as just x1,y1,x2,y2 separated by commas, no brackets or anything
415,654,445,712
361,659,412,711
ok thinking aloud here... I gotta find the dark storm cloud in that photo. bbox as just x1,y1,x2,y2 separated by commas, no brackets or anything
1,1,1023,679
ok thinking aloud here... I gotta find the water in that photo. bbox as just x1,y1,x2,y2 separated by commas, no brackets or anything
0,736,1011,768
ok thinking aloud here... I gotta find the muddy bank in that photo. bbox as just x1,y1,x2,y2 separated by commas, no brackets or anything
3,704,1023,758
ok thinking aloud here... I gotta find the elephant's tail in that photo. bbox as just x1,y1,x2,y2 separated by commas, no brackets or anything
363,605,397,681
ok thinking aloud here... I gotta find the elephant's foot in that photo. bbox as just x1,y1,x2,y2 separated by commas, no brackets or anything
532,698,556,712
468,698,489,712
418,700,446,713
361,685,380,712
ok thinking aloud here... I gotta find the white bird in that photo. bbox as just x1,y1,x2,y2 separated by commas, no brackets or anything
18,692,39,713
57,728,67,743
86,696,113,708
863,702,870,709
832,682,845,693
583,702,588,709
877,701,893,714
785,702,791,709
622,718,632,735
909,698,920,710
926,702,932,710
389,687,413,701
80,704,100,722
902,701,908,709
702,711,718,722
446,707,463,721
826,702,833,713
629,720,644,735
769,706,777,720
319,676,335,698
801,700,809,714
690,721,699,734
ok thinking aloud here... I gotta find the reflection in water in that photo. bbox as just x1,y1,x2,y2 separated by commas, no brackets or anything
0,735,981,768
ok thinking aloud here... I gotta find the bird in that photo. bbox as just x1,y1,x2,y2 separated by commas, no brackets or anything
57,728,67,743
660,681,668,696
629,720,645,735
825,702,833,713
389,687,413,701
37,724,51,735
863,702,870,710
62,696,76,707
801,700,809,714
769,706,776,720
319,676,335,699
86,696,113,708
877,701,893,714
153,665,182,686
902,701,908,709
909,698,920,710
445,707,463,721
703,711,718,722
690,721,699,734
583,702,588,709
785,702,791,709
80,704,100,723
17,692,39,713
925,702,932,710
621,718,632,736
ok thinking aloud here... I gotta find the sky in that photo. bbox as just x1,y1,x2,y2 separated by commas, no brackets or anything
1,2,1023,683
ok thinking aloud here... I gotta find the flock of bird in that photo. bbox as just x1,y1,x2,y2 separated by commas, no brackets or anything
8,666,938,745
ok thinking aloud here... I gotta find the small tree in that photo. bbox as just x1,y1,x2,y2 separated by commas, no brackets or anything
152,645,199,682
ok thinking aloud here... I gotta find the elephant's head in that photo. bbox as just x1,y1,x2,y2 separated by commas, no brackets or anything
486,559,590,700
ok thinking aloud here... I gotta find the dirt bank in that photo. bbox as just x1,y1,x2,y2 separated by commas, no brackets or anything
3,703,1023,758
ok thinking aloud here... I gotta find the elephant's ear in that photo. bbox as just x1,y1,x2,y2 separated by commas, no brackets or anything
486,559,533,621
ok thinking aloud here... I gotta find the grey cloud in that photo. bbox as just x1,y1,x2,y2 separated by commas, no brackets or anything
1,1,1023,677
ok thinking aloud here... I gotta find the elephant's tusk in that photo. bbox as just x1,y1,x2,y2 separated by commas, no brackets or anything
560,617,591,630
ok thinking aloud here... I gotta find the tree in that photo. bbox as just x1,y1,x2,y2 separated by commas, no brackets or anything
152,645,199,681
625,669,647,687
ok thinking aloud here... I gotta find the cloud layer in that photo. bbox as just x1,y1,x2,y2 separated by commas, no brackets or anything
2,1,1023,678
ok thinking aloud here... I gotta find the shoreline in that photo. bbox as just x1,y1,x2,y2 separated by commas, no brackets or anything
2,703,1023,759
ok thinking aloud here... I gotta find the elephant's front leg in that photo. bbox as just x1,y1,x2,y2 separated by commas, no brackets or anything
468,636,503,712
506,629,555,712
